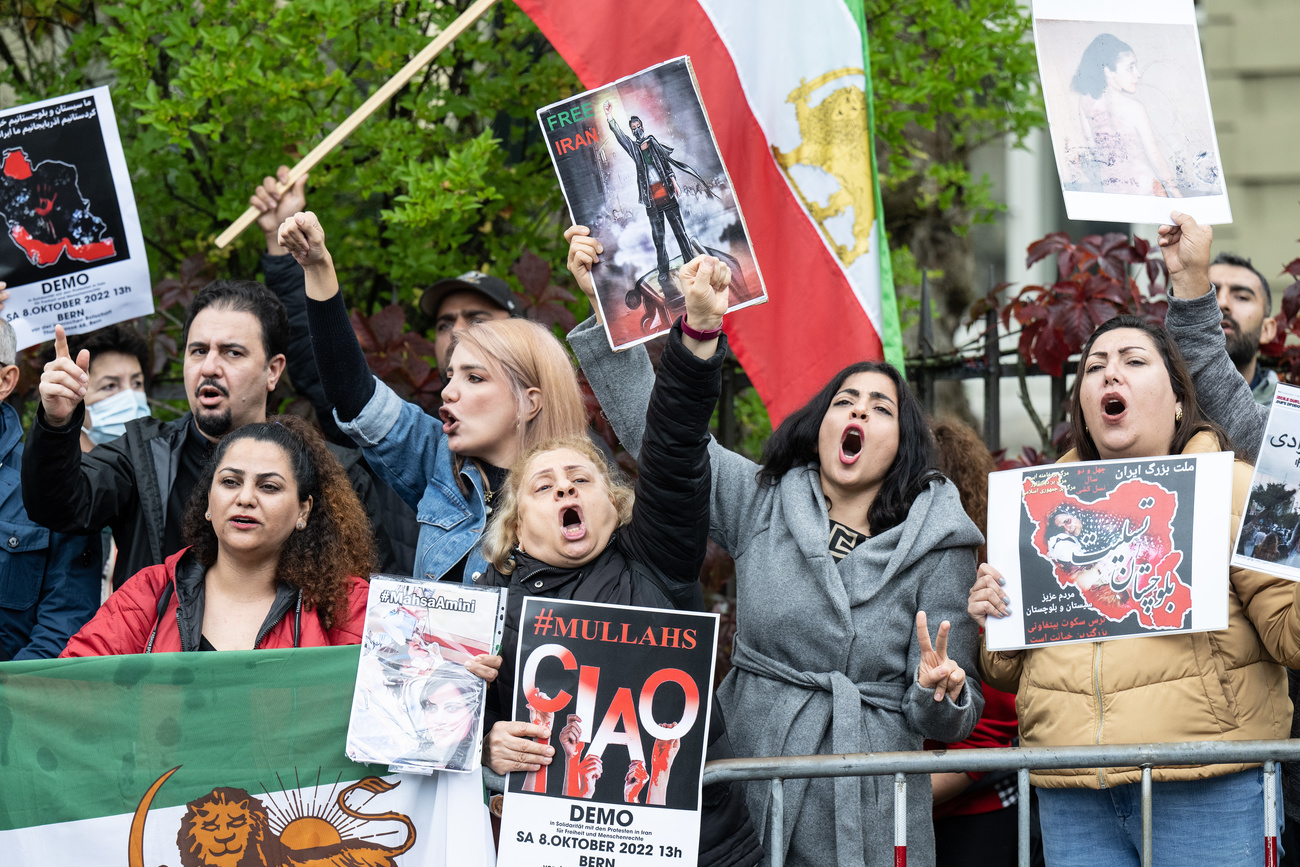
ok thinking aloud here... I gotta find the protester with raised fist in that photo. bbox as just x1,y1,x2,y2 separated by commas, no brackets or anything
0,316,100,661
564,225,982,867
277,211,587,586
462,252,761,866
62,416,371,655
21,281,410,589
971,303,1295,865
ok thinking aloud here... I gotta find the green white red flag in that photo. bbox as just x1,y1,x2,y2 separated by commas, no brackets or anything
0,647,494,866
517,0,901,425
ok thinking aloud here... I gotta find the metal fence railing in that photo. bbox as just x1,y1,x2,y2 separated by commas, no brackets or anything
487,738,1300,867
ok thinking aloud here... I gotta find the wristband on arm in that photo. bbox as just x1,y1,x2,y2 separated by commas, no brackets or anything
678,316,722,342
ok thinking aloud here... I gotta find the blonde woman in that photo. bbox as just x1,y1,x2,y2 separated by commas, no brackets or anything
278,213,587,584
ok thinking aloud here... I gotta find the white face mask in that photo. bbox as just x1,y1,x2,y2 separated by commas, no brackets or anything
85,389,151,445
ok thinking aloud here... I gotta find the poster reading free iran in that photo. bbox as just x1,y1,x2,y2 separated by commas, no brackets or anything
498,597,718,867
0,87,152,349
985,451,1233,651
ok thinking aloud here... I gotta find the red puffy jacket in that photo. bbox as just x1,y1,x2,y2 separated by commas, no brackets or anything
62,547,368,656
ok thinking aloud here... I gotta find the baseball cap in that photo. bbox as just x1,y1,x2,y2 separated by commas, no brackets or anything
418,271,523,319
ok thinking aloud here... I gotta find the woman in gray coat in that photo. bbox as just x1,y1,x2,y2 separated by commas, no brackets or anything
564,227,984,867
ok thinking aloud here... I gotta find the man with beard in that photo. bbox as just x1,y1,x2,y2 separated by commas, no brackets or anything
1209,252,1276,406
22,281,412,591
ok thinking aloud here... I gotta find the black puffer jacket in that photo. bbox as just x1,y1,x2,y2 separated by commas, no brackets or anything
480,324,762,867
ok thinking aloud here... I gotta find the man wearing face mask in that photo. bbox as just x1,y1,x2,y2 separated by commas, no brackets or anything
0,318,100,660
61,324,153,451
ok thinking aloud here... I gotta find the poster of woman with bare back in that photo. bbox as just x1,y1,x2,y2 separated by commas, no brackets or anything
537,56,766,351
1032,0,1231,226
985,452,1233,651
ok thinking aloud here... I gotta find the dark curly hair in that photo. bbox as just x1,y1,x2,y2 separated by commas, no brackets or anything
757,361,944,535
930,418,995,546
181,415,374,628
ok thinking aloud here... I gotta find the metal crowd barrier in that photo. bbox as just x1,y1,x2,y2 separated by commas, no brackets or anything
486,739,1300,867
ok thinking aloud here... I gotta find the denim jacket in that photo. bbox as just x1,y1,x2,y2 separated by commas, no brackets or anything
335,377,488,583
0,402,100,660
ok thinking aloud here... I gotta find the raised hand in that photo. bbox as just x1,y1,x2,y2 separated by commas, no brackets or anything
678,254,731,334
559,713,584,758
525,687,556,735
624,759,649,803
564,225,602,323
1157,210,1213,298
253,166,309,253
276,211,331,271
483,719,554,775
647,721,681,806
916,610,966,703
968,564,1010,629
39,324,90,427
575,753,603,798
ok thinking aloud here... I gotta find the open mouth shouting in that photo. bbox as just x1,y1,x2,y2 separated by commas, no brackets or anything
196,378,228,409
438,405,460,436
1100,392,1127,424
839,424,864,465
228,513,261,529
560,504,586,541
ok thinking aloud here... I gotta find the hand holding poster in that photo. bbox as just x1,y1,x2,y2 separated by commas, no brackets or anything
1232,385,1300,579
0,86,153,349
1032,0,1231,225
985,452,1232,650
498,597,718,866
538,56,766,351
347,578,507,773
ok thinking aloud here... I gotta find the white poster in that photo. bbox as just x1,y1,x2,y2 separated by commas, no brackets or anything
986,451,1233,651
1232,385,1300,580
0,86,153,349
1032,0,1231,225
498,597,718,867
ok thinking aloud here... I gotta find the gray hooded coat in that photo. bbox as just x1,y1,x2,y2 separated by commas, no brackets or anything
569,317,984,867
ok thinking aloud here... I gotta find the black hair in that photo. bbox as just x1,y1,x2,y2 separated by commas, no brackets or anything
182,280,289,363
1071,33,1135,99
757,361,943,535
1212,252,1272,314
629,116,643,127
68,323,152,387
1067,315,1237,461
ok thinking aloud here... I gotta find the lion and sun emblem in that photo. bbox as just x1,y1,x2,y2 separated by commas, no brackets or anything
128,767,416,867
771,67,877,267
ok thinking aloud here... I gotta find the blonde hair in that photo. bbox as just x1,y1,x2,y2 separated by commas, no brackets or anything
481,434,635,574
450,319,587,453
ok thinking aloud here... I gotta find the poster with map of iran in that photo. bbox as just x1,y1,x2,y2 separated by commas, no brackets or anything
0,86,152,349
985,451,1233,651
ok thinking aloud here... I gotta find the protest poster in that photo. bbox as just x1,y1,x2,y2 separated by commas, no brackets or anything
537,56,766,351
498,597,719,866
0,86,153,349
1032,0,1231,226
0,646,495,866
1232,385,1300,580
985,451,1233,651
347,578,507,773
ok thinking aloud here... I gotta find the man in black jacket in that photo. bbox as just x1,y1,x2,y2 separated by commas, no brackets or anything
23,279,415,590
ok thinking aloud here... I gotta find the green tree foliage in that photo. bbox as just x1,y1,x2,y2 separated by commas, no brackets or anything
0,0,580,352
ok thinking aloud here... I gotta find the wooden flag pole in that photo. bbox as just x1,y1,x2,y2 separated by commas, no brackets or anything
214,0,500,248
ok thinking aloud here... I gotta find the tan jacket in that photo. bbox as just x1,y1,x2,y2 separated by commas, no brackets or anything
981,432,1300,788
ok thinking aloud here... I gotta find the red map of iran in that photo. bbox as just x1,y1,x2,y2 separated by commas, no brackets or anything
0,147,115,266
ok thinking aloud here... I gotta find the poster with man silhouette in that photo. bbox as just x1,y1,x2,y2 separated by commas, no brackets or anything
1232,385,1300,581
985,451,1232,650
0,86,152,349
498,597,718,867
537,56,766,351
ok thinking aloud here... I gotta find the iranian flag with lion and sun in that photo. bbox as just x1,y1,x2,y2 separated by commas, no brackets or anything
0,647,494,866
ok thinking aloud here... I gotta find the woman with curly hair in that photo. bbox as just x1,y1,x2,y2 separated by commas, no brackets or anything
62,416,373,655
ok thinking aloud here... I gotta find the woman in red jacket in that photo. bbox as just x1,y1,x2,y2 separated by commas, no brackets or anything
63,415,373,655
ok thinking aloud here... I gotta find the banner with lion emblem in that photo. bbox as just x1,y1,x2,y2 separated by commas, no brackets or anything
985,451,1233,650
0,647,494,866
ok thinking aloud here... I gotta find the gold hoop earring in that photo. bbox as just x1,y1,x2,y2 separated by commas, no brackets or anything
1175,406,1184,424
